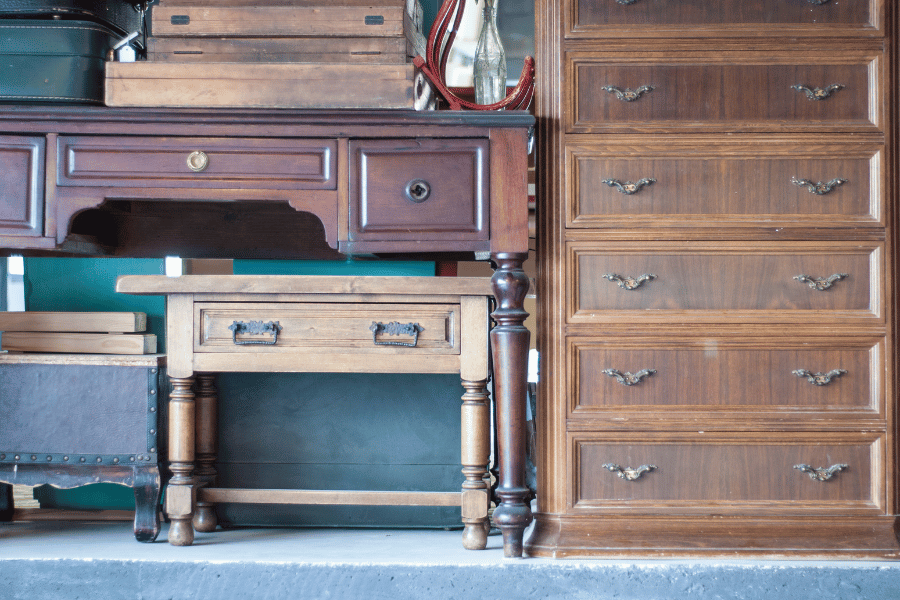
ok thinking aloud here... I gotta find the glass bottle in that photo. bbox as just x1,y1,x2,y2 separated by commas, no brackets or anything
473,0,507,105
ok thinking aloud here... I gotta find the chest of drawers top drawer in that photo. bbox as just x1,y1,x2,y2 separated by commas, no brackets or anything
567,0,882,38
57,136,337,190
569,50,883,133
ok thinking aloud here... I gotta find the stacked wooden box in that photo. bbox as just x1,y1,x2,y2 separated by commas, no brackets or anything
105,0,421,109
0,312,156,355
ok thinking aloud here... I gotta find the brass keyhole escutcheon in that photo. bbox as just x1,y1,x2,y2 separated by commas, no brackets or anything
405,179,431,203
187,151,209,172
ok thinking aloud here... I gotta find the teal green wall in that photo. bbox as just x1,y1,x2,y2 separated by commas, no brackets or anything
233,259,434,277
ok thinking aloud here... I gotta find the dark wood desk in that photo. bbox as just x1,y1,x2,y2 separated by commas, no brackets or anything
0,108,534,557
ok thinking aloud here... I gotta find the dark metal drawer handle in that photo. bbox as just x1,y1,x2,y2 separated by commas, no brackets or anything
602,463,657,481
602,178,656,195
602,273,656,290
792,368,847,386
793,273,848,291
794,463,848,482
228,320,282,345
602,368,656,386
405,179,432,203
791,177,847,195
791,83,844,101
370,321,423,347
602,85,654,102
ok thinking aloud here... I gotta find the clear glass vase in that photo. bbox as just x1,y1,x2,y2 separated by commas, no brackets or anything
473,0,507,105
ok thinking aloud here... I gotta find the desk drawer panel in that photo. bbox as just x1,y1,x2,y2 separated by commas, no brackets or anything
573,433,882,514
195,302,460,354
569,242,882,323
57,136,337,190
570,52,880,132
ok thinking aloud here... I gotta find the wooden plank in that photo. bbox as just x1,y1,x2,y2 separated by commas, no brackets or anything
105,62,415,109
1,332,156,355
192,351,460,375
12,508,135,522
0,353,164,367
199,488,461,507
0,312,146,333
148,36,409,64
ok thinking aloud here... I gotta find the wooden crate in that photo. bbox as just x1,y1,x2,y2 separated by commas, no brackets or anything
147,36,411,64
105,61,415,109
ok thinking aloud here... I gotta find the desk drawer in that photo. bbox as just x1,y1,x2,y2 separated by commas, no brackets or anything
0,136,44,238
195,302,460,354
573,433,883,515
57,136,337,190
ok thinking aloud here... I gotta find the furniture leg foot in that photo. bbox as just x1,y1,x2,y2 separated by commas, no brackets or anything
167,518,195,546
192,374,219,533
192,504,218,533
166,375,197,546
462,521,489,550
132,466,161,542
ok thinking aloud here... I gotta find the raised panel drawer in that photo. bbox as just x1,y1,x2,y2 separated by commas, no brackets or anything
567,139,884,229
0,135,44,238
57,136,337,190
195,302,460,355
349,138,489,242
568,241,883,323
569,50,882,133
568,0,881,38
569,336,884,418
573,433,884,515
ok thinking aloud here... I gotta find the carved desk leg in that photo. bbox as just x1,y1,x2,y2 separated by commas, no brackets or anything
167,375,196,546
490,252,533,558
460,378,491,550
193,374,219,533
132,465,161,542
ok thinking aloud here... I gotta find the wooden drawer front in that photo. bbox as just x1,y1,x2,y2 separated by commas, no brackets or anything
195,302,460,354
569,52,881,133
569,242,882,323
57,136,337,190
350,139,489,241
569,0,880,38
567,141,883,228
573,434,883,514
570,337,883,417
0,136,44,238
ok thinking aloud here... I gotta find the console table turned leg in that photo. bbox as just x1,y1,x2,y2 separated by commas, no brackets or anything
490,252,533,558
166,376,196,546
192,374,219,533
461,378,491,550
132,466,161,542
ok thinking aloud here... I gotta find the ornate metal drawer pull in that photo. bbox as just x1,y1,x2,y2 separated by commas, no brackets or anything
791,177,847,195
602,368,656,386
602,273,656,290
228,320,282,345
791,83,844,101
794,464,848,482
792,368,847,386
793,273,848,291
186,150,209,172
602,463,657,481
370,321,423,347
405,179,432,203
602,85,654,102
602,178,656,195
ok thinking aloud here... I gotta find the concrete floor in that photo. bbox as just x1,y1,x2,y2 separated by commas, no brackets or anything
2,520,900,600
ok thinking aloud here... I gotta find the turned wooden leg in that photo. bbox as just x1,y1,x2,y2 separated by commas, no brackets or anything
490,252,533,558
166,375,196,546
0,482,12,521
460,378,491,550
132,466,161,543
192,374,218,533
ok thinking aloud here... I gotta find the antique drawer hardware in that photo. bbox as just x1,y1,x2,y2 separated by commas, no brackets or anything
793,463,848,482
601,85,654,102
602,463,657,481
370,321,424,347
616,0,639,4
792,368,847,386
791,84,844,101
186,150,209,172
791,177,847,195
793,273,848,291
228,320,282,345
602,368,656,386
601,178,656,195
404,179,432,203
602,273,656,290
807,0,831,4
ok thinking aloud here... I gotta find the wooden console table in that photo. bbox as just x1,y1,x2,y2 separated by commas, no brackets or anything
0,108,534,556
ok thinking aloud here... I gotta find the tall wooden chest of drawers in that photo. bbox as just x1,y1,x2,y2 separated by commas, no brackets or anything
529,0,900,557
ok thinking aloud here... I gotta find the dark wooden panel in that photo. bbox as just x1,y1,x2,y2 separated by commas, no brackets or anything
0,136,44,238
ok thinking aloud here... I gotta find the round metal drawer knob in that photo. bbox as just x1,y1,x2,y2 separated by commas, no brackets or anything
187,150,209,172
405,179,431,203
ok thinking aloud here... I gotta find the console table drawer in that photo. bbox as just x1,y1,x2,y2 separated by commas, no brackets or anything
57,136,337,190
573,433,883,514
195,302,460,354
